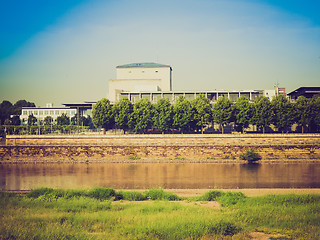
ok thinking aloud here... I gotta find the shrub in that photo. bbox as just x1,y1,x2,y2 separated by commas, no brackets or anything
210,220,240,236
197,190,223,201
27,187,55,198
144,189,180,201
87,187,116,200
239,149,261,162
117,191,146,201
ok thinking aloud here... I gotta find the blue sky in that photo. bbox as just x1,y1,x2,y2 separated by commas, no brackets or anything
1,0,319,106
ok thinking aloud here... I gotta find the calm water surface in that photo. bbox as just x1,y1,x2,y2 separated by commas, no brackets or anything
1,162,319,190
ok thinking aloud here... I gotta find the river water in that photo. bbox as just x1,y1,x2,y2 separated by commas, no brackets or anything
0,162,319,190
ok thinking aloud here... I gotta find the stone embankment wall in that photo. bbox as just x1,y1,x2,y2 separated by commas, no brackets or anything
1,134,320,162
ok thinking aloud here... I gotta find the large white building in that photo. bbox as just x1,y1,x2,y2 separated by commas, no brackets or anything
108,62,172,103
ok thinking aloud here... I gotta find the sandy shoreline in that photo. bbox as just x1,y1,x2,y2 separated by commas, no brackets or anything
5,188,320,197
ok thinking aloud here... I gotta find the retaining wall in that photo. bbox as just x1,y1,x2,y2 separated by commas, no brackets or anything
1,135,320,162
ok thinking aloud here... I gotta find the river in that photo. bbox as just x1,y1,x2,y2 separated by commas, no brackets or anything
1,162,319,190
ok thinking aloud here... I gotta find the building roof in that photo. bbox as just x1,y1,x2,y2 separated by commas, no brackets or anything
287,87,320,99
116,62,171,68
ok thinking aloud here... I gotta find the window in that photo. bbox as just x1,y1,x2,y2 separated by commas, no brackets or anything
45,111,49,115
23,111,27,115
28,111,32,115
55,111,60,115
39,111,43,115
50,111,54,115
34,111,38,115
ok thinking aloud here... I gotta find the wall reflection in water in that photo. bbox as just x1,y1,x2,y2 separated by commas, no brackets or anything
1,162,319,190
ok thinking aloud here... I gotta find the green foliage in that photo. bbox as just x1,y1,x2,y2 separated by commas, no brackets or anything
239,149,262,162
113,98,134,133
153,98,173,133
87,187,116,200
117,191,147,201
144,189,181,201
213,96,233,134
132,98,154,133
197,190,246,207
44,116,53,125
234,96,254,133
197,190,223,201
1,190,320,239
92,98,114,131
56,113,70,125
27,114,37,126
253,96,272,133
191,94,213,133
271,95,295,133
172,96,192,133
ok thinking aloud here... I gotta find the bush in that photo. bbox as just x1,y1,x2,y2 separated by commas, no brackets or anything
144,189,181,201
27,187,55,198
197,191,246,207
118,191,146,201
197,190,223,201
87,187,116,200
239,149,261,162
210,220,240,236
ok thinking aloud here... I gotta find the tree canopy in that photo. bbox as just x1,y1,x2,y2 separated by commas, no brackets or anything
253,96,272,134
213,96,233,134
113,98,134,133
92,98,114,132
173,96,192,133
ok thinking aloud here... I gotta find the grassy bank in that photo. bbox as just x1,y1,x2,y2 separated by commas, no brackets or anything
1,188,320,239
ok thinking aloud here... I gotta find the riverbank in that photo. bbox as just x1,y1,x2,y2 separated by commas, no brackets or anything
7,188,320,197
1,134,320,162
1,188,320,239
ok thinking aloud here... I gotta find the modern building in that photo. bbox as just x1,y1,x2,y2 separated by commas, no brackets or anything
120,90,263,104
287,87,320,101
108,62,172,103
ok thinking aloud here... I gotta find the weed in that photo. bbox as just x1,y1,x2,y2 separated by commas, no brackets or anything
239,149,262,162
128,155,141,160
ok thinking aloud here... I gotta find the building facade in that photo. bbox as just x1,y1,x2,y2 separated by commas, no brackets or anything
20,105,77,125
108,62,172,103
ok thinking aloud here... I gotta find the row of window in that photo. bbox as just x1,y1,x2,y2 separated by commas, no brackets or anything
22,110,76,116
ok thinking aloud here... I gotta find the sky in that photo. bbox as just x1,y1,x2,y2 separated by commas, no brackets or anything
0,0,319,107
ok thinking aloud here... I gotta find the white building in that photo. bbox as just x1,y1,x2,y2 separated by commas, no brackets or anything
108,62,172,103
20,104,77,125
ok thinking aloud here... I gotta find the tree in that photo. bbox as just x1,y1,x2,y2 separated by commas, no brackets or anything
191,94,212,134
132,98,153,133
44,116,53,125
12,100,35,115
0,100,13,125
113,98,134,133
271,95,294,133
173,96,192,133
308,95,320,132
213,96,233,134
92,98,114,133
253,96,272,134
57,113,70,125
27,114,37,126
11,116,21,125
234,97,254,133
153,98,173,133
294,96,309,133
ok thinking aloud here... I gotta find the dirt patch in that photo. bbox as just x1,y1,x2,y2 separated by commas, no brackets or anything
180,200,221,209
249,231,287,239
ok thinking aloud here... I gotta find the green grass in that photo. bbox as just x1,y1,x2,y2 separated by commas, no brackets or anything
1,188,319,239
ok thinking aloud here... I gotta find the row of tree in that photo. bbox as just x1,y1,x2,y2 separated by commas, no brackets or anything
0,100,35,125
26,113,94,128
92,95,320,134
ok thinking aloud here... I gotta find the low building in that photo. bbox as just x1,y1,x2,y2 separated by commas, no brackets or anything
120,90,263,104
20,104,77,125
287,87,320,101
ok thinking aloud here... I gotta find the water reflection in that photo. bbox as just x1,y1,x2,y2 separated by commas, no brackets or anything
0,162,319,190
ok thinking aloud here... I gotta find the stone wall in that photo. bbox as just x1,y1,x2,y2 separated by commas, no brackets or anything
1,135,320,162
